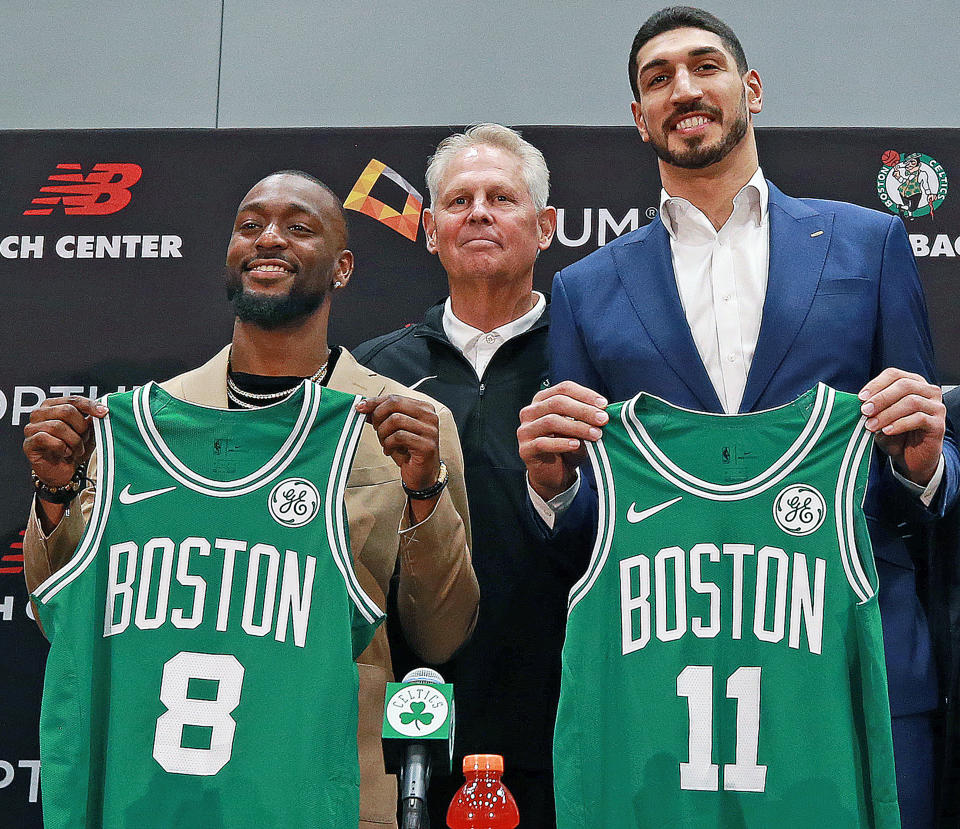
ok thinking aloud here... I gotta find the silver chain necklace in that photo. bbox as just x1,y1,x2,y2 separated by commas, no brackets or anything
226,360,328,408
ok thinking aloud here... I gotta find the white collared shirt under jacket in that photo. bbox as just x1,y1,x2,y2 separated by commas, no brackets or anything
659,166,769,415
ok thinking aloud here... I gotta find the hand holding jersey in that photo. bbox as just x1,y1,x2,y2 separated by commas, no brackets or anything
518,380,609,502
26,388,452,533
23,395,109,531
857,367,947,488
356,393,446,524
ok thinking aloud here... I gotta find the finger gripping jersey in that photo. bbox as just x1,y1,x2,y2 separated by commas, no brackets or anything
554,384,900,829
32,381,384,829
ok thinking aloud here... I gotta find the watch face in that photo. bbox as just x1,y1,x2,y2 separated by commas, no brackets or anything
405,461,447,498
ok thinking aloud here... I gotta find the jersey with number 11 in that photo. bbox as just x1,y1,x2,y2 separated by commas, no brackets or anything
32,380,384,829
553,384,900,828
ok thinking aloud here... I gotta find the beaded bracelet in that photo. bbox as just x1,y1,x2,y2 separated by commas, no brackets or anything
32,462,88,505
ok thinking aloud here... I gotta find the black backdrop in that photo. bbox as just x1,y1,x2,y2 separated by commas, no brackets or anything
0,127,957,823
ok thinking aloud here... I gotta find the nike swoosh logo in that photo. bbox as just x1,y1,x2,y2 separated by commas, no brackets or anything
626,496,682,523
119,484,177,505
408,375,437,391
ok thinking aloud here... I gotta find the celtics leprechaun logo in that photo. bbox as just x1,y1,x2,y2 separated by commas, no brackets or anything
877,151,948,221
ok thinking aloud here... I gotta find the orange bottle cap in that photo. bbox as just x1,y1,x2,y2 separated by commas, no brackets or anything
462,754,504,773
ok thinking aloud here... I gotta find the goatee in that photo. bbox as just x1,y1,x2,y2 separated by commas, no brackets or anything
225,267,327,329
651,95,749,170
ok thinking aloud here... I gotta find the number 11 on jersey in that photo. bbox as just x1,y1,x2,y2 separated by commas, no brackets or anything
676,665,768,793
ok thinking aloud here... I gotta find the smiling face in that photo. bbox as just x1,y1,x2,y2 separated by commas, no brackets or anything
631,27,762,171
224,174,351,329
422,144,554,288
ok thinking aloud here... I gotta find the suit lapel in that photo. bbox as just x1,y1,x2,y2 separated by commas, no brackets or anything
330,347,387,397
740,183,834,412
176,344,230,406
612,221,723,412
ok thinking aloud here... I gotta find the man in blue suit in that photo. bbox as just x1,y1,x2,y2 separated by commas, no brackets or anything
518,7,957,827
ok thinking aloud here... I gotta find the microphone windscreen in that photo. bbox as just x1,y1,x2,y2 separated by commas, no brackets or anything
402,667,445,685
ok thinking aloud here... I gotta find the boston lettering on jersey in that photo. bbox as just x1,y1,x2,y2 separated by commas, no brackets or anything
104,536,319,647
619,542,826,656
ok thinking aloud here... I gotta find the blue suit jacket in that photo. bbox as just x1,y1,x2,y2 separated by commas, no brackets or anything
550,181,959,717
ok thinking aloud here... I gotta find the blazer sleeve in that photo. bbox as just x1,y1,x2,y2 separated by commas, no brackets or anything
23,447,99,632
875,215,959,518
550,269,608,397
394,403,479,664
519,269,605,549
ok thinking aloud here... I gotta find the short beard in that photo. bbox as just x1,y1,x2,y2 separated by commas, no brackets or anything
651,94,749,170
225,271,327,330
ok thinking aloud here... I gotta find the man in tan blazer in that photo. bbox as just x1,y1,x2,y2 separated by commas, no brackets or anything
22,170,479,828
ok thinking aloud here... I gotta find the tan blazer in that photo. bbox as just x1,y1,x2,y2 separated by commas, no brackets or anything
24,345,478,828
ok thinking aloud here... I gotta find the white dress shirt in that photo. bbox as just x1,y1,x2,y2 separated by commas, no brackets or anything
661,166,769,415
442,291,546,379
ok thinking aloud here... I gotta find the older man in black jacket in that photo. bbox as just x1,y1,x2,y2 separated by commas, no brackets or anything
355,124,586,828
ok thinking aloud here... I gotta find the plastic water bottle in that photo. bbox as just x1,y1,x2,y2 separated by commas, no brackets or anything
446,754,520,829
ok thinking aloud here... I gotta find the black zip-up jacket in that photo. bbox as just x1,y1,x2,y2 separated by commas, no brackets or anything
354,298,589,771
924,387,960,828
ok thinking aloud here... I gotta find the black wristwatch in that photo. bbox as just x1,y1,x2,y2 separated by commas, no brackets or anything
402,460,449,500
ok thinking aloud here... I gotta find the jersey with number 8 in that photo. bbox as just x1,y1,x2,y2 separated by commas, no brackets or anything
33,381,383,828
553,385,900,828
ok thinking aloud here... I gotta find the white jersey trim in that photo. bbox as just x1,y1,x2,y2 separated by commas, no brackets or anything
568,437,616,613
623,384,834,501
325,397,384,625
835,417,876,603
134,381,321,497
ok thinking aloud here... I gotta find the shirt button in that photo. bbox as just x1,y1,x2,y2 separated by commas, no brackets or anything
728,354,736,362
486,334,497,344
723,294,731,302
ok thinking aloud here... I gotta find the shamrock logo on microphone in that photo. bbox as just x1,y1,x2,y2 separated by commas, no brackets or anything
386,682,450,738
400,702,435,731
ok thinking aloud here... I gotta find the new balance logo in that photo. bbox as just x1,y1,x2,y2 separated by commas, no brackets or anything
0,529,25,576
24,163,143,216
118,484,176,505
626,496,682,524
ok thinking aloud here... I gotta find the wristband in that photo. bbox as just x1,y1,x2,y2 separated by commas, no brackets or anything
402,460,448,500
32,463,87,505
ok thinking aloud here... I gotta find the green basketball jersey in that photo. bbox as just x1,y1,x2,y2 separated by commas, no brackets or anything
32,380,384,829
554,384,900,829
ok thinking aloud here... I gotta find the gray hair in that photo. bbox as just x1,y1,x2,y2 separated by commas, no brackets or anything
425,124,550,213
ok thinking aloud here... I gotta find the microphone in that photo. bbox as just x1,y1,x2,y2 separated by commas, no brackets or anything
382,668,455,829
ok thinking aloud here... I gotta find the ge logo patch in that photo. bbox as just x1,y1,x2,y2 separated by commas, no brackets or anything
268,478,320,527
773,484,826,536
